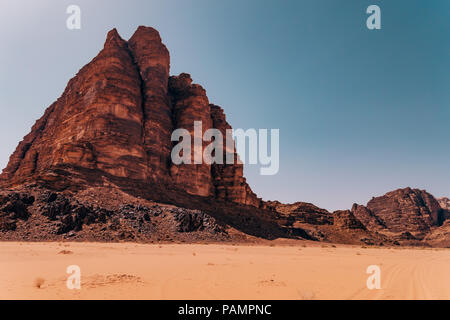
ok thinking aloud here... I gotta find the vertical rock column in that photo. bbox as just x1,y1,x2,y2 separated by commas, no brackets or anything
210,104,261,207
128,26,173,181
168,73,214,197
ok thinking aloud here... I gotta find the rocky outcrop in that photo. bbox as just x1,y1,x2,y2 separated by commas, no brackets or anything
366,188,442,235
0,187,230,242
171,207,225,234
332,210,366,230
0,192,35,231
267,201,333,225
0,26,260,208
351,204,386,231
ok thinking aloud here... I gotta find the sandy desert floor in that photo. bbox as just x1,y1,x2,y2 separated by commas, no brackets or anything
1,241,450,300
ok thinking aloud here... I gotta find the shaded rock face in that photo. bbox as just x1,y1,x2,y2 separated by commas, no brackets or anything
0,192,35,231
0,26,261,208
209,105,261,207
168,73,214,197
332,210,365,230
170,207,225,234
365,188,442,234
39,193,114,235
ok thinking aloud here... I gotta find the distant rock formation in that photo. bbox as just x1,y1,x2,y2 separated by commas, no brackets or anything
266,201,333,225
348,188,446,239
268,188,449,244
366,188,442,234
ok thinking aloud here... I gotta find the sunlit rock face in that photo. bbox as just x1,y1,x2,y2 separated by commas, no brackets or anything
365,188,443,234
0,26,262,207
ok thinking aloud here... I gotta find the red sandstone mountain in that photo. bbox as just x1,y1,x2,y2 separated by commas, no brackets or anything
0,27,448,246
0,27,260,208
350,188,447,241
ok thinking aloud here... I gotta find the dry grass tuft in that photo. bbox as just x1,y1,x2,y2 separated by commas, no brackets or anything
58,250,73,255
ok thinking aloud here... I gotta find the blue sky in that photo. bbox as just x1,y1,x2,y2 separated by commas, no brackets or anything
0,0,449,211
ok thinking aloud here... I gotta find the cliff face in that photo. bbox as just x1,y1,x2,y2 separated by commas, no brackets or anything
366,188,442,234
348,188,444,238
0,27,261,208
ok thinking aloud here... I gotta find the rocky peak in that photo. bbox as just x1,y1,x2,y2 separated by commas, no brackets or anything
366,188,442,235
103,28,127,49
131,26,164,42
168,73,193,96
0,27,261,208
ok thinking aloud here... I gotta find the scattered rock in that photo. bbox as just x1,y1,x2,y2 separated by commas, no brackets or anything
171,208,225,234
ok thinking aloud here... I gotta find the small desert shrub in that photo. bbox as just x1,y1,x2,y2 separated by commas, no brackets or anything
34,278,45,289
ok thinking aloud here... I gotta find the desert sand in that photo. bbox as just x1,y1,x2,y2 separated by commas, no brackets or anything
1,241,449,300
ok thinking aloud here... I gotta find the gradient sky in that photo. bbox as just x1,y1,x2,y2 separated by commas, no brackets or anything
0,0,449,211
